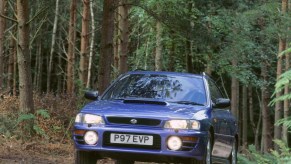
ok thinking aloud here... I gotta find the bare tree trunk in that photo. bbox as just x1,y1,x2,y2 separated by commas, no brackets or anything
97,0,116,94
282,51,289,145
67,0,77,94
8,34,15,91
86,0,95,89
47,0,60,92
169,38,175,72
261,62,273,153
242,85,248,151
274,0,288,151
186,1,194,73
13,37,17,96
113,10,119,76
17,0,34,113
0,0,7,90
231,60,239,119
36,42,42,92
248,87,257,145
205,54,212,75
255,89,262,150
155,21,162,71
118,0,129,74
33,40,40,89
79,0,90,86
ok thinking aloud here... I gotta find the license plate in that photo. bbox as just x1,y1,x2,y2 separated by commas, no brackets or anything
110,133,153,145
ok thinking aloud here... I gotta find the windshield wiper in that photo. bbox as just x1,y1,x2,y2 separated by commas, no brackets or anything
170,101,204,106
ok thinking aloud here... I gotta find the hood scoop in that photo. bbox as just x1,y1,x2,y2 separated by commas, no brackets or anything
123,98,167,105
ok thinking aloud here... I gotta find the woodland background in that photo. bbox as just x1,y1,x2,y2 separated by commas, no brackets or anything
0,0,290,163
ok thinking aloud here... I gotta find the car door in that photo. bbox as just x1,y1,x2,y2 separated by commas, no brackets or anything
207,79,233,159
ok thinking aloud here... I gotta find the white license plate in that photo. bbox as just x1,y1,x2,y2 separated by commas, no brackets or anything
110,133,153,145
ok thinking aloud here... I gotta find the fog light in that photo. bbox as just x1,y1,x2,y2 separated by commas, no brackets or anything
167,136,182,151
84,131,98,145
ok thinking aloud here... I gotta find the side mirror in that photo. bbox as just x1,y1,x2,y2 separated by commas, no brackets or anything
213,98,230,108
84,91,99,100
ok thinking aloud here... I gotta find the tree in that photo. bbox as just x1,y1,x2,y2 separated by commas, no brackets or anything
16,0,34,114
118,0,130,74
274,0,288,151
155,20,162,71
67,0,77,94
0,0,7,90
47,0,60,92
261,61,273,153
86,0,95,89
97,0,116,94
79,0,90,86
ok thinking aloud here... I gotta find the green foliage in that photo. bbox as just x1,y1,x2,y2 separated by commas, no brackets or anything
33,124,48,139
238,141,291,164
36,109,50,119
16,113,35,125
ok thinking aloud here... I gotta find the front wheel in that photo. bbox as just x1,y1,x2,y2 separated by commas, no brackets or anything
190,131,212,164
229,138,237,164
75,150,97,164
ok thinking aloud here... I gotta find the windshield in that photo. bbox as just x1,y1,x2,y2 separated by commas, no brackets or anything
102,74,207,105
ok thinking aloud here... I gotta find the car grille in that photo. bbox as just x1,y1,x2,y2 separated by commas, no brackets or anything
106,117,161,126
103,131,161,150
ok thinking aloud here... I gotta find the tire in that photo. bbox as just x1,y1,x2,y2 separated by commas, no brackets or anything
115,160,135,164
75,150,98,164
190,131,212,164
229,138,237,164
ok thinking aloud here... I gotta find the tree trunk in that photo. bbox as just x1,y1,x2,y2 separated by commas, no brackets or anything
282,50,289,145
79,0,90,86
13,37,17,96
242,85,248,151
155,21,162,71
231,60,239,119
86,0,95,89
274,0,288,151
169,38,175,72
255,89,262,150
17,0,34,113
248,87,257,145
261,62,273,153
97,0,116,94
118,0,129,74
8,34,16,91
66,0,77,94
36,42,42,92
0,0,7,90
47,0,60,92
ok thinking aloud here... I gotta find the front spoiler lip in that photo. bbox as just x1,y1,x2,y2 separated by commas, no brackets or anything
73,125,208,161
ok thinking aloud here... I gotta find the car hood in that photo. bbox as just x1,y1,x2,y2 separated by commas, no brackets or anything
81,100,209,120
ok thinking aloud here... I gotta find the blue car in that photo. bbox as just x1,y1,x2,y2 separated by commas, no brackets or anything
73,71,238,164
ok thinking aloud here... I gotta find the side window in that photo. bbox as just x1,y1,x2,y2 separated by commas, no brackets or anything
208,79,223,101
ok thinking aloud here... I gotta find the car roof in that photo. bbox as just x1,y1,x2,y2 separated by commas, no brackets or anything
126,71,204,79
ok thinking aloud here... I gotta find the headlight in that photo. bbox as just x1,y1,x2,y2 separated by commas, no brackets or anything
84,131,98,145
75,113,104,124
164,120,200,130
167,136,182,150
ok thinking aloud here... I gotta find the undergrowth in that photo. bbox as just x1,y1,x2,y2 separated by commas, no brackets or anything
238,141,291,164
0,92,87,143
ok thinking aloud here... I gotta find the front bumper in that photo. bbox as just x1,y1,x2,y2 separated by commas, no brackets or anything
73,124,208,162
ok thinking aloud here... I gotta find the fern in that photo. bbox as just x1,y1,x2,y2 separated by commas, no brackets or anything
33,125,48,139
36,109,50,119
16,113,35,124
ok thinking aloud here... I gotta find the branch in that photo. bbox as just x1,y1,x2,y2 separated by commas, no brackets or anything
26,6,50,24
0,14,17,23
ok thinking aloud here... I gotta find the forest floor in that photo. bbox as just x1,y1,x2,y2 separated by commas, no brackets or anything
0,137,75,164
0,95,154,164
0,137,154,164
